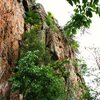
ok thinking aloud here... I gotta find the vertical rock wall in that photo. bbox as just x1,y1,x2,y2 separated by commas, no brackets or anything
0,0,24,98
46,28,85,100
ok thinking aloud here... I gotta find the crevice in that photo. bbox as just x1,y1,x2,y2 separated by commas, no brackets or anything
22,0,28,12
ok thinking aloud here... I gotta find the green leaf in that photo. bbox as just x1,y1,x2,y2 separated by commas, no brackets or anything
67,0,80,5
90,0,93,5
77,0,80,3
73,0,77,4
86,10,93,17
96,7,100,15
93,0,99,5
67,0,73,6
72,28,77,34
82,0,87,4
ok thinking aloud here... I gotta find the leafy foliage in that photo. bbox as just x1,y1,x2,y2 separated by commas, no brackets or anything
46,12,54,27
21,10,53,65
65,0,100,32
64,0,100,52
66,0,80,6
46,12,58,31
21,28,52,65
10,51,66,100
49,60,70,78
25,9,41,25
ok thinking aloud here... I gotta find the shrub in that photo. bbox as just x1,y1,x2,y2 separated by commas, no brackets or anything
25,9,41,25
21,28,52,65
10,51,66,100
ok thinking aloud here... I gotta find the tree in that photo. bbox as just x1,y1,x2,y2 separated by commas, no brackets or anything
65,0,100,34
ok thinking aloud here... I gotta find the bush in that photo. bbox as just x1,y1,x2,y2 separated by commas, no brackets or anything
10,51,66,100
25,9,41,25
21,28,52,65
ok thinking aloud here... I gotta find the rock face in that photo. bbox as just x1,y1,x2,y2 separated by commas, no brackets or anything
0,0,24,99
0,0,87,100
46,27,85,100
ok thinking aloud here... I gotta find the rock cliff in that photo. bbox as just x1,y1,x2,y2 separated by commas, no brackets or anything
0,0,89,100
0,0,24,99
